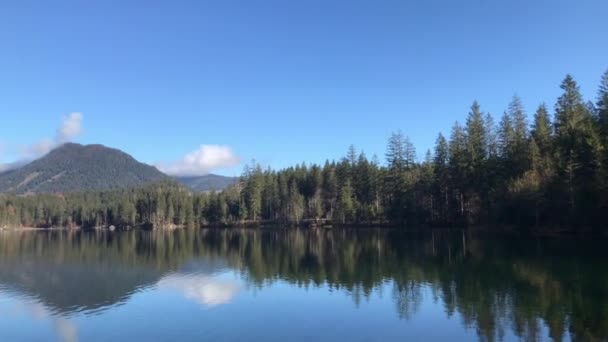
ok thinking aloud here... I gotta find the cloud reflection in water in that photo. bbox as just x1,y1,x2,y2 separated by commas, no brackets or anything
158,273,240,307
0,295,79,342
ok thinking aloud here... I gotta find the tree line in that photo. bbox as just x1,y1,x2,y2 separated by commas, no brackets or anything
1,71,607,230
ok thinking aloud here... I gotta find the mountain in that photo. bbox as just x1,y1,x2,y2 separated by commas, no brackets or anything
176,174,237,192
0,143,169,194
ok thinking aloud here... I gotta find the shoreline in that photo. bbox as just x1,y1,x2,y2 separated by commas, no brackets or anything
2,223,607,238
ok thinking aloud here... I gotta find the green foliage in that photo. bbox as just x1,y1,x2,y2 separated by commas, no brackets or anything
336,179,356,223
553,75,601,222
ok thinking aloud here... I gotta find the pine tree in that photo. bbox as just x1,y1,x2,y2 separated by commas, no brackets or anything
321,161,338,219
420,150,435,223
526,104,555,220
384,131,416,224
508,95,530,175
433,133,450,223
531,104,553,158
449,122,467,219
370,155,383,217
243,161,264,221
464,101,487,221
498,112,514,158
403,136,417,168
337,179,356,224
598,70,608,140
465,101,487,179
347,145,358,168
287,179,304,223
595,69,608,219
554,75,600,220
386,131,407,171
485,113,498,159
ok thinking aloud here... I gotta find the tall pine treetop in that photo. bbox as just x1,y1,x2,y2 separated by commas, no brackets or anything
597,69,608,138
531,104,553,156
465,101,487,169
509,95,529,143
555,74,587,135
434,133,449,168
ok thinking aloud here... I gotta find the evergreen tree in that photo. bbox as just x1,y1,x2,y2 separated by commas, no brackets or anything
287,179,305,223
385,131,416,224
498,111,514,163
242,161,264,221
433,134,450,223
449,122,467,220
347,145,358,168
509,95,531,175
554,75,600,221
337,179,356,224
321,161,338,219
597,70,608,141
485,113,499,159
464,101,487,221
386,131,407,171
466,102,487,168
531,104,553,158
595,70,608,219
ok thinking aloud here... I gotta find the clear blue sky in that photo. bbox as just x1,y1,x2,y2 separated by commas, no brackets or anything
1,0,607,176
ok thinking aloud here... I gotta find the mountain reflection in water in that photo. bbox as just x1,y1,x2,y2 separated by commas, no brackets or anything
0,228,606,342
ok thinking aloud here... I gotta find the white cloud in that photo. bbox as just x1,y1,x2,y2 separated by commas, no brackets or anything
158,145,240,176
56,112,83,143
158,273,240,307
20,139,55,160
0,113,83,171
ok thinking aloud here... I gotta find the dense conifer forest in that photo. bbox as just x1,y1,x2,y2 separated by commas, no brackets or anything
1,71,608,231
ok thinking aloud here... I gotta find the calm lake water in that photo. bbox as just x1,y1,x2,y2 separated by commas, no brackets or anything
0,228,606,342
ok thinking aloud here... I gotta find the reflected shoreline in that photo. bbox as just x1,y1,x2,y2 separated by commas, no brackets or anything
0,228,607,341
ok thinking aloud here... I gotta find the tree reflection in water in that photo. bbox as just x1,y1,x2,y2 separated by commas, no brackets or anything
0,228,606,341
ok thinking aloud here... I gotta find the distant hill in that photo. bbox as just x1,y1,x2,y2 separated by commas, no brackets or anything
0,143,169,194
176,174,237,192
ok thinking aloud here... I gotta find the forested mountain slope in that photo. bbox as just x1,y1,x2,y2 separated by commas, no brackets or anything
0,143,168,194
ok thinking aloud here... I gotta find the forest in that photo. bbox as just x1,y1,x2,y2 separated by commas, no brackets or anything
1,71,608,231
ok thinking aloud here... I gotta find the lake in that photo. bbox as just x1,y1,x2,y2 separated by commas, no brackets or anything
0,228,606,341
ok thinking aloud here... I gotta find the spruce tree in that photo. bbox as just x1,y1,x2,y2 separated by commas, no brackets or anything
465,101,487,179
337,179,356,224
554,75,599,220
508,95,530,175
597,70,608,140
531,104,553,158
595,69,608,219
449,122,467,219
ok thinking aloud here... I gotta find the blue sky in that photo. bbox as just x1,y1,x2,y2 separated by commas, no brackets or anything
1,0,607,176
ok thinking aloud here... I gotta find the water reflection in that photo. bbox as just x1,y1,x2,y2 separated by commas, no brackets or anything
0,228,606,341
157,259,240,307
0,293,78,342
158,273,240,307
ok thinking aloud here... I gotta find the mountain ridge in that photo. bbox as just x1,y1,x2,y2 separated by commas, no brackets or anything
0,143,237,194
0,143,169,194
175,174,237,192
